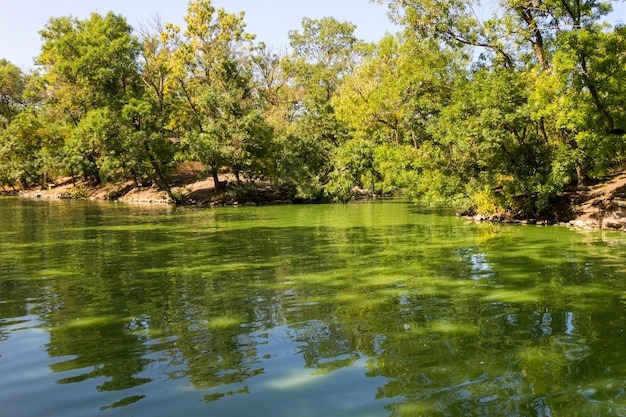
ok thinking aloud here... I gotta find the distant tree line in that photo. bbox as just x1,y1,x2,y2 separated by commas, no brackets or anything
1,0,625,215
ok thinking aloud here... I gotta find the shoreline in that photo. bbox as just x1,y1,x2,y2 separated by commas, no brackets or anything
6,170,626,232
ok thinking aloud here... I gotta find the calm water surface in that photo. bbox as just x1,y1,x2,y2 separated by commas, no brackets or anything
1,198,626,417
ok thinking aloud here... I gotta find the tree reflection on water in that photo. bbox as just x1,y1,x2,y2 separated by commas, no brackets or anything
1,200,626,416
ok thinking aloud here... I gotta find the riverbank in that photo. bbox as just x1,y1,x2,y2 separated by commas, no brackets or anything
562,172,626,231
468,172,626,231
9,164,296,207
7,165,626,231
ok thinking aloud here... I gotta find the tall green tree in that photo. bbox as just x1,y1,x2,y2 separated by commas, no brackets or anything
163,0,270,190
279,17,363,199
38,12,144,184
377,0,626,216
331,32,466,201
123,17,184,198
0,62,64,190
39,12,141,117
0,60,25,128
249,44,296,183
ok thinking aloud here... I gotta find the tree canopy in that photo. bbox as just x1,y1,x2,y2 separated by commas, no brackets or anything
0,0,625,217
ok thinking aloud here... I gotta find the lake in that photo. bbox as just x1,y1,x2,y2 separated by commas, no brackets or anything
1,197,626,417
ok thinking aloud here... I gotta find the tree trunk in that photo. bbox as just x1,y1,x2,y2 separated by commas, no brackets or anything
143,142,179,203
212,167,221,192
579,54,618,134
517,6,549,71
576,163,589,187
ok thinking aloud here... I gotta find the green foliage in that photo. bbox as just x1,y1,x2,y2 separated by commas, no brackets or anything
1,0,625,217
326,136,378,202
260,16,364,200
36,11,145,185
0,60,25,127
472,189,498,216
67,185,89,199
39,12,141,113
332,31,466,205
162,0,272,190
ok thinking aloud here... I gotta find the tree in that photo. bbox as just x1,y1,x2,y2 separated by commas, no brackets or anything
128,17,183,198
376,0,625,216
249,44,296,183
0,60,25,128
278,17,363,200
0,111,45,189
331,32,466,202
39,12,141,117
162,0,271,190
0,62,65,190
38,12,143,184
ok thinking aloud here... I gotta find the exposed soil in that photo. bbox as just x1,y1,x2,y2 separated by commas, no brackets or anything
9,163,295,206
469,172,626,230
7,164,626,230
562,172,626,229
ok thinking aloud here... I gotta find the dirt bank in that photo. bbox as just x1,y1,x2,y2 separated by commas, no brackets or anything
564,172,626,230
9,165,626,230
467,172,626,231
11,163,295,206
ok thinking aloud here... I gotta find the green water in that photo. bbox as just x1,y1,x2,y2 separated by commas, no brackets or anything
1,198,626,417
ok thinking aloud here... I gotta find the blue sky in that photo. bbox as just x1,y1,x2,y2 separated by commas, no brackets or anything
2,0,625,69
0,0,398,69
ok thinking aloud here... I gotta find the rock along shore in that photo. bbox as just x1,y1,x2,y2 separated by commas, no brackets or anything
466,172,626,231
